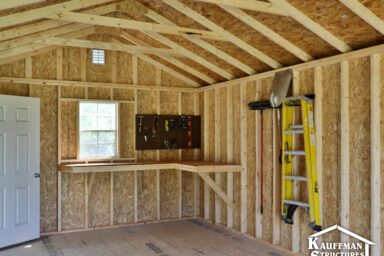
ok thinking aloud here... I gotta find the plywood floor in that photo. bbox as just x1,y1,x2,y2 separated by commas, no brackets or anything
0,220,290,256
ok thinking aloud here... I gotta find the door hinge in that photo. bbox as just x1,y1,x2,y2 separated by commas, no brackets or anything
34,173,40,178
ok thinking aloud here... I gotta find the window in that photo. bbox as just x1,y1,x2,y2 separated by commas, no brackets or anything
92,48,105,65
79,102,117,159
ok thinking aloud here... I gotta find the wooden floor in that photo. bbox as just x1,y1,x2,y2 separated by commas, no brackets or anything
0,220,290,256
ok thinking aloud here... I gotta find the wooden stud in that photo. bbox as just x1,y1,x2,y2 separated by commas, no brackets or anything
0,0,45,11
25,56,32,94
370,54,381,255
178,92,183,219
226,85,234,229
240,82,247,233
111,51,117,83
194,92,200,218
80,48,87,82
255,80,262,239
214,89,222,224
340,60,350,243
134,170,138,223
272,108,281,245
132,55,138,85
291,71,300,253
203,91,210,220
84,173,89,228
110,172,114,226
156,74,161,221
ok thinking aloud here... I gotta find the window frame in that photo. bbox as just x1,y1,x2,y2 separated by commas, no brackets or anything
78,101,119,160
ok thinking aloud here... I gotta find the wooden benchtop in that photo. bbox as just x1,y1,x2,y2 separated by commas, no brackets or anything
59,161,242,174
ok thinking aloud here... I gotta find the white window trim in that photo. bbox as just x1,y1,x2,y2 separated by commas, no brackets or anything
78,101,119,160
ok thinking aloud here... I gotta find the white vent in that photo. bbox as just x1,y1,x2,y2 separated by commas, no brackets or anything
92,49,105,65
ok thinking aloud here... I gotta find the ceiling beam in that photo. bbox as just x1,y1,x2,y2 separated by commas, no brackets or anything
49,11,226,41
145,10,255,75
197,0,287,16
119,31,215,84
220,5,313,61
339,0,384,35
0,3,116,42
0,0,114,28
0,0,45,11
162,0,282,69
269,0,352,52
36,37,183,56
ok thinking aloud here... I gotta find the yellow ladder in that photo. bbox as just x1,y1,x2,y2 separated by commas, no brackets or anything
281,96,322,231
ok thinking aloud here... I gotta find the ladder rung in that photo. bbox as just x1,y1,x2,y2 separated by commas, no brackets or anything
284,150,305,156
284,129,303,134
283,200,310,208
284,176,307,182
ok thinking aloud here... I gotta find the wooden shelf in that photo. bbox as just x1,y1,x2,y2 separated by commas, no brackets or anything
59,161,242,174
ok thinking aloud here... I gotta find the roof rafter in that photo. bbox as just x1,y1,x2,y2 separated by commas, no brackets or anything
0,3,116,42
0,26,95,65
162,0,282,69
269,0,352,52
220,5,313,62
196,0,287,16
338,0,384,35
111,37,200,87
49,11,226,41
0,0,115,28
0,0,45,11
37,37,183,56
145,10,255,75
118,30,215,84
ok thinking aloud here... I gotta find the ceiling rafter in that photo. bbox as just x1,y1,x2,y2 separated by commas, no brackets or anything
49,11,226,41
219,5,313,62
0,0,45,11
0,3,116,42
338,0,384,35
196,0,287,16
0,0,115,28
37,37,184,56
269,0,352,53
118,30,215,84
111,37,200,87
161,0,282,69
0,26,96,64
144,10,256,75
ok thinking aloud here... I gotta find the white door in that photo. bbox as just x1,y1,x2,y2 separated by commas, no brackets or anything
0,94,40,248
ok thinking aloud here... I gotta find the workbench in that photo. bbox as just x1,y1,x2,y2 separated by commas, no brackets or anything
59,161,242,210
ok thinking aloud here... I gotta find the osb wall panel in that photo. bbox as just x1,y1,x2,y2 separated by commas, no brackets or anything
87,87,111,100
0,83,28,96
138,58,156,85
113,172,135,225
61,86,85,99
246,82,256,236
113,88,135,101
32,51,56,79
61,101,77,160
161,70,190,88
321,63,341,244
63,47,81,81
88,173,111,227
348,57,371,240
119,103,135,158
137,170,158,221
61,173,85,230
160,170,180,219
30,85,58,233
0,59,25,77
116,52,133,84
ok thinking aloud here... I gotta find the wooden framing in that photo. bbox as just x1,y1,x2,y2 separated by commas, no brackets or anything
0,0,45,11
269,0,351,53
0,0,114,28
203,91,210,220
38,37,183,56
240,82,247,233
119,31,214,84
162,0,282,69
339,0,384,35
196,0,287,16
214,89,222,223
219,6,313,62
254,80,262,239
144,10,255,75
272,108,280,245
370,54,381,255
50,12,225,41
340,60,350,243
226,85,234,228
